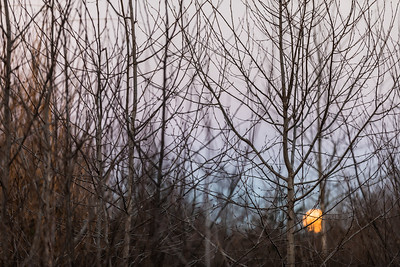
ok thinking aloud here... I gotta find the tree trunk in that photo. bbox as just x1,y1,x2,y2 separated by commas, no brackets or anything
287,176,295,267
123,0,138,265
317,62,328,258
1,0,12,264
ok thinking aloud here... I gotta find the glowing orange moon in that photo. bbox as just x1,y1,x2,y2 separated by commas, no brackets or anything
303,209,322,233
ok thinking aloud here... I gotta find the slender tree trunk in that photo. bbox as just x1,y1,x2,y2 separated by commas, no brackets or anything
283,96,295,266
316,48,328,258
204,174,211,267
204,201,211,266
43,87,53,267
95,52,104,267
150,2,169,265
123,0,138,265
278,0,296,264
318,92,328,258
43,3,57,265
1,0,12,264
63,30,74,266
287,176,296,267
320,181,327,256
95,2,107,266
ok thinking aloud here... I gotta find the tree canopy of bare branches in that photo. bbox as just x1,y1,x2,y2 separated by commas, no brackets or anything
0,0,400,266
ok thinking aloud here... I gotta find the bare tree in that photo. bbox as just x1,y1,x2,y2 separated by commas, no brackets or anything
186,0,400,265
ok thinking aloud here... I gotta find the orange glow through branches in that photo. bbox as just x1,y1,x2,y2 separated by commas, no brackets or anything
303,209,322,233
